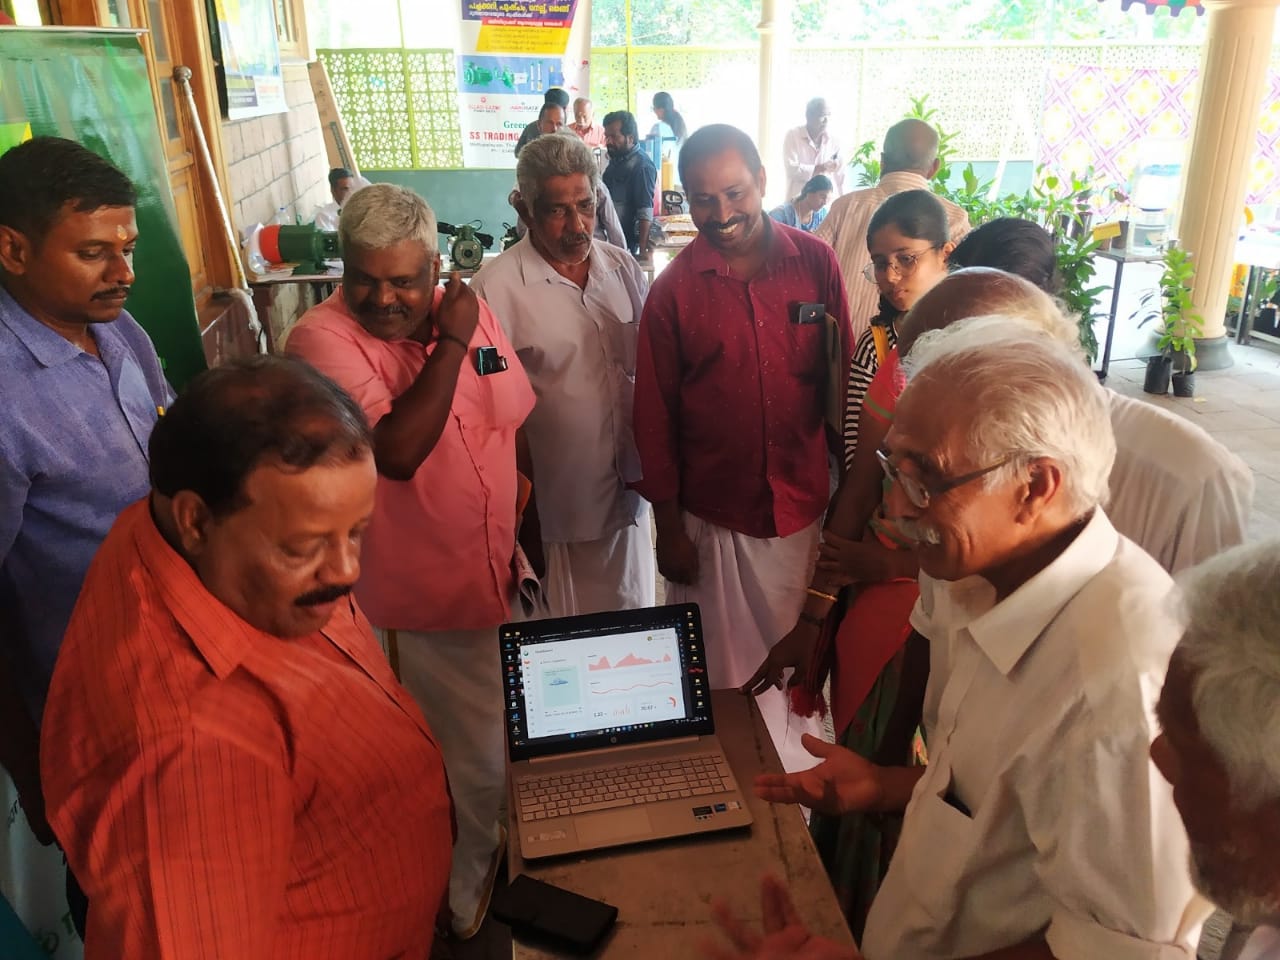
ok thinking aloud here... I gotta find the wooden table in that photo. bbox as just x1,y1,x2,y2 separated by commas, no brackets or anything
507,689,854,958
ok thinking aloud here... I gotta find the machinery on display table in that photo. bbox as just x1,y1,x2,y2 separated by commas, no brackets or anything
258,223,340,275
251,220,497,275
438,221,495,270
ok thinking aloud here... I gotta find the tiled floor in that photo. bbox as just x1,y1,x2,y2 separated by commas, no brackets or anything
1105,339,1280,542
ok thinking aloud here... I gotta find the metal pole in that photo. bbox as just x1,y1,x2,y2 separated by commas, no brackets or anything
173,65,263,348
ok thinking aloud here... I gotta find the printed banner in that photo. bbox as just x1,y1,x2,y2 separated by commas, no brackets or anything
457,0,591,168
214,0,287,120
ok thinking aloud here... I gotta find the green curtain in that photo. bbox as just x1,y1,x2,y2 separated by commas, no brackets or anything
0,28,207,388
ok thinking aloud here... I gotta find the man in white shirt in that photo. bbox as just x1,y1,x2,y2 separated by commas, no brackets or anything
1152,540,1280,960
313,167,368,233
752,327,1198,959
472,133,656,617
895,269,1255,575
817,119,969,339
782,98,845,204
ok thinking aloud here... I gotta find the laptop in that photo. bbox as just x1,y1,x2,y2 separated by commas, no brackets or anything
501,603,754,860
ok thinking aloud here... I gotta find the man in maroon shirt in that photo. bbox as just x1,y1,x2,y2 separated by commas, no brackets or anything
632,124,852,770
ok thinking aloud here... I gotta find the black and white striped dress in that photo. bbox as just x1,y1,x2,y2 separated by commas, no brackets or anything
843,305,901,469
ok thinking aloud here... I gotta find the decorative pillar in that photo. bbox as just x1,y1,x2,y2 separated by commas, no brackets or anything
757,0,790,201
1176,0,1279,369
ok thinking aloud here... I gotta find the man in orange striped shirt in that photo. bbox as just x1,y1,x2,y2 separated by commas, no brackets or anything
40,356,454,959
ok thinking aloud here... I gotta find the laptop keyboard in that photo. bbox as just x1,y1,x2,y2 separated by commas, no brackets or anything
516,752,737,822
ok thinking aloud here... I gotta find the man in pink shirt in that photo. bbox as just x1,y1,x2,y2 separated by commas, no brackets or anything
286,183,535,940
569,97,607,149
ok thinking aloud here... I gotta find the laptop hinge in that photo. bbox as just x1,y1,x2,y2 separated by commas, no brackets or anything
528,735,702,763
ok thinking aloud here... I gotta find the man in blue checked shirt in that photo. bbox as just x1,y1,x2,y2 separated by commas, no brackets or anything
0,137,171,931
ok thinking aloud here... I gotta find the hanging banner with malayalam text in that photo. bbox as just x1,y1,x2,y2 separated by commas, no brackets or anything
457,0,591,167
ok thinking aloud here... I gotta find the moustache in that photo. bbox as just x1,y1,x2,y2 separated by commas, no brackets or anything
295,583,355,608
896,518,942,546
561,233,590,247
93,287,131,300
705,216,747,231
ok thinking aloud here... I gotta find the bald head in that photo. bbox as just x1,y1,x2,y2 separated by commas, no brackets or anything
897,267,1077,358
882,118,940,177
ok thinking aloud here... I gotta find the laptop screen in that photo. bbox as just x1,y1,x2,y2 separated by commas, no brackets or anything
500,603,715,762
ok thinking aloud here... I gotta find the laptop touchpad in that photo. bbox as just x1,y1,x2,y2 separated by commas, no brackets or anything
576,808,653,843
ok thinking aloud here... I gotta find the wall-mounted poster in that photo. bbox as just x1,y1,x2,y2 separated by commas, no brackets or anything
457,0,591,168
214,0,287,119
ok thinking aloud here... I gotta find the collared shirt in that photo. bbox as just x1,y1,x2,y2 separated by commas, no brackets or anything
0,286,171,725
602,144,657,254
285,288,534,631
781,124,846,200
633,222,852,538
863,509,1198,960
570,120,606,148
816,171,971,341
1107,391,1253,573
769,200,828,233
42,500,454,960
470,238,647,543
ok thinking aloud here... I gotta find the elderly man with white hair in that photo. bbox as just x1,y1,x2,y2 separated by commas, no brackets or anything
744,325,1199,959
472,134,655,616
285,183,536,938
1152,539,1280,960
894,267,1254,575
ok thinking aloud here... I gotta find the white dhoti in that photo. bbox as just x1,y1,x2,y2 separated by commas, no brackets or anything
664,513,826,773
543,510,657,618
379,626,505,938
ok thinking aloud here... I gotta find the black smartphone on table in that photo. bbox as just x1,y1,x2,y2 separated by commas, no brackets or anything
490,874,618,955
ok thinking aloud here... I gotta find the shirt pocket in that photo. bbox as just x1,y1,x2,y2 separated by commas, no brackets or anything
607,314,640,380
475,365,528,433
902,766,981,922
785,318,825,384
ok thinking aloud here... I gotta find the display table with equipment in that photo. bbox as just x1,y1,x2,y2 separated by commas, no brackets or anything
506,689,855,958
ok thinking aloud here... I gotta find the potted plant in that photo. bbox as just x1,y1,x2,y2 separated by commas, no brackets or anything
1056,232,1107,365
1134,244,1204,397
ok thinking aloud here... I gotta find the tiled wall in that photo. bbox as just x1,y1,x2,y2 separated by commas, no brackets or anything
221,62,332,346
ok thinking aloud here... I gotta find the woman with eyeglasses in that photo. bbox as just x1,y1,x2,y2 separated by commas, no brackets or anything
842,190,953,470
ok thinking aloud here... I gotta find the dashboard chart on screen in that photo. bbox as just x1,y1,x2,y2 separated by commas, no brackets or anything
524,628,687,739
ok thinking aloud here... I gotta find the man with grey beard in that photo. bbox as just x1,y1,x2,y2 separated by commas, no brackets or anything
1152,540,1280,960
